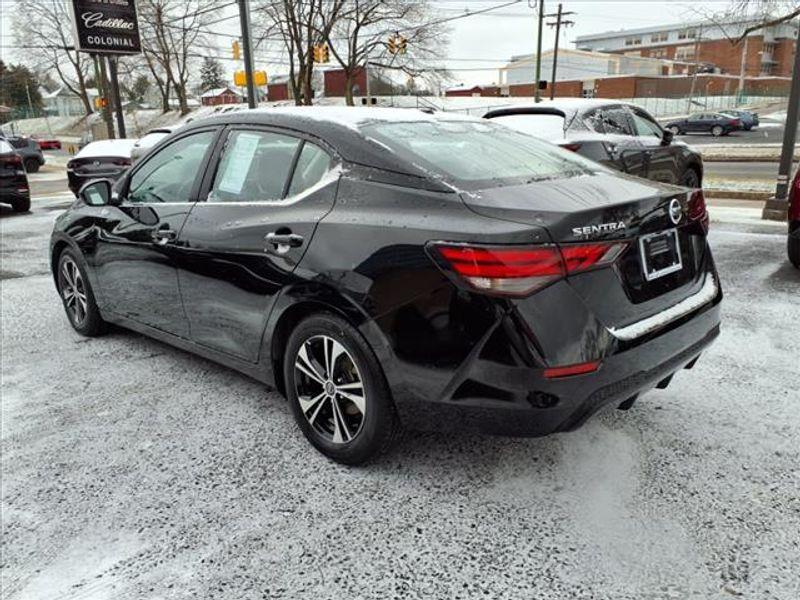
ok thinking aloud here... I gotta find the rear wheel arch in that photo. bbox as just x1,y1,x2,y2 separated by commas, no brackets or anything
268,295,368,398
51,240,71,283
682,162,703,187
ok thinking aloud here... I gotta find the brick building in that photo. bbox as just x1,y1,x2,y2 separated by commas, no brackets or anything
445,85,502,97
575,18,799,77
199,87,243,106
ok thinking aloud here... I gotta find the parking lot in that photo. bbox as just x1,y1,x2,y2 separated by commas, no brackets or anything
1,197,798,600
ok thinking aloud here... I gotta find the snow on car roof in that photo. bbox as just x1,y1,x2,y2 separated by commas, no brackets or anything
248,106,478,130
74,139,138,159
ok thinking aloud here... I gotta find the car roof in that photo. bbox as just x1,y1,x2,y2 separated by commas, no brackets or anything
74,139,138,159
484,98,634,120
181,106,483,182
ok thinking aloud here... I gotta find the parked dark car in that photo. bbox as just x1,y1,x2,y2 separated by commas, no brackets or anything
1,134,46,173
664,112,741,137
50,108,721,464
788,166,800,268
66,139,137,196
484,99,704,188
0,138,31,213
721,109,759,130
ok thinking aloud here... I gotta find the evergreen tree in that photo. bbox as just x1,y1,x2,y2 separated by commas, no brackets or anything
199,57,226,92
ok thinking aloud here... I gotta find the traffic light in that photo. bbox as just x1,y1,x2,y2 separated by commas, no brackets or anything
232,40,241,60
313,44,329,64
388,33,407,55
93,97,108,109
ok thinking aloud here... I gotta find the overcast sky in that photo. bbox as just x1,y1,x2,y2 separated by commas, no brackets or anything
0,0,728,88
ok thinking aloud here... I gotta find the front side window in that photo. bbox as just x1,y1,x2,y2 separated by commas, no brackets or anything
361,120,595,189
128,130,216,203
630,109,663,138
210,130,301,202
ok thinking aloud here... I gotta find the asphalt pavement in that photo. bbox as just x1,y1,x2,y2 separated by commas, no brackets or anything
1,197,799,599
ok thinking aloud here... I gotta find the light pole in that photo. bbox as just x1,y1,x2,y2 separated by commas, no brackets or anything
534,0,544,103
762,23,800,220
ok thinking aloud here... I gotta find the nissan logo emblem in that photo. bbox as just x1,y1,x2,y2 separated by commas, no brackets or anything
668,198,682,225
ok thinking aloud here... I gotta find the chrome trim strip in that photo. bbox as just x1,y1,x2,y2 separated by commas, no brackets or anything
609,275,718,341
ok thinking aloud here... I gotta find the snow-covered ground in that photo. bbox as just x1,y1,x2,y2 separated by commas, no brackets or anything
1,199,798,600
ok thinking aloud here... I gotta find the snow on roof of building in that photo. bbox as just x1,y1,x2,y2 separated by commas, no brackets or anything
200,87,243,98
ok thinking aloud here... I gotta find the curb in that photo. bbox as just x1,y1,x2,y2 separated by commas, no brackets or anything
704,189,771,200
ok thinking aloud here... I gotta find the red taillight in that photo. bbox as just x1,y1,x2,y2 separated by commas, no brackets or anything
431,241,626,297
113,158,131,166
1,154,22,167
731,119,740,127
544,360,601,379
561,142,582,152
688,189,709,232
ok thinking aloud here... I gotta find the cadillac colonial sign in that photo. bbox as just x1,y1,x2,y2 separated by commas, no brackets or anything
69,0,141,55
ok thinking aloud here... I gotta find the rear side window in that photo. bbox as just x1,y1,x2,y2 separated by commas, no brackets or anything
629,109,663,138
287,142,332,196
487,114,566,141
361,120,594,188
210,130,300,202
0,140,12,153
585,107,633,136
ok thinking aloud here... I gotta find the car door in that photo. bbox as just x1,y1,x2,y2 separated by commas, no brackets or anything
627,106,679,184
684,114,704,133
175,126,338,362
92,128,219,337
585,105,649,179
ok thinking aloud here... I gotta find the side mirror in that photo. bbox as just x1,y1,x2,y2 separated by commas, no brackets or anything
79,179,112,207
661,129,674,145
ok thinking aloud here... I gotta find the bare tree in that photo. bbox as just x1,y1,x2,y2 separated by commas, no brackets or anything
692,1,800,43
321,0,449,105
13,0,94,115
138,0,218,115
254,0,346,105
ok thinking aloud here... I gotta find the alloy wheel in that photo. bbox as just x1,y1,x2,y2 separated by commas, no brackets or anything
294,334,366,444
59,256,88,327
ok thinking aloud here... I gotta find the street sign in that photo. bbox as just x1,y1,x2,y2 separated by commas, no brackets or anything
235,70,268,87
68,0,142,55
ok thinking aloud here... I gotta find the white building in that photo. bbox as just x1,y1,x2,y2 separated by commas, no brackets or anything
41,86,99,117
498,48,682,87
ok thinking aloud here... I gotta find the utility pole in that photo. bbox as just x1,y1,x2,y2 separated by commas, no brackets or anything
762,23,800,221
107,56,126,138
534,0,544,103
93,54,115,139
545,4,576,100
686,25,703,114
736,34,749,104
238,0,257,109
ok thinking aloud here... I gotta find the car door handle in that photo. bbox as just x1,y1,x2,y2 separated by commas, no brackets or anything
265,232,304,249
153,227,177,244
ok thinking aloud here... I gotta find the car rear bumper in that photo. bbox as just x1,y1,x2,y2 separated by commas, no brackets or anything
392,283,722,437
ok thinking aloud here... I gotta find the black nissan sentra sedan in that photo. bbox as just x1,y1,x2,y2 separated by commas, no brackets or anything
50,107,721,464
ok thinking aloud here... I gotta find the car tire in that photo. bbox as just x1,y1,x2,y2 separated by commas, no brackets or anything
23,158,40,173
681,169,700,189
668,126,681,135
284,312,399,465
56,249,107,337
12,196,30,213
789,230,800,269
711,125,724,137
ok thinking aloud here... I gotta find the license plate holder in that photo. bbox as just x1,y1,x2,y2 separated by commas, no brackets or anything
639,228,682,281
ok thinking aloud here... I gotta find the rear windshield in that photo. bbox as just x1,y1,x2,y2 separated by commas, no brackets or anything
361,120,595,189
487,113,566,141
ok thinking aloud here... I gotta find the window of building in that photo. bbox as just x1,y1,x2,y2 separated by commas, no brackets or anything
678,29,697,40
651,32,668,43
624,37,642,46
675,45,696,60
650,48,668,58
